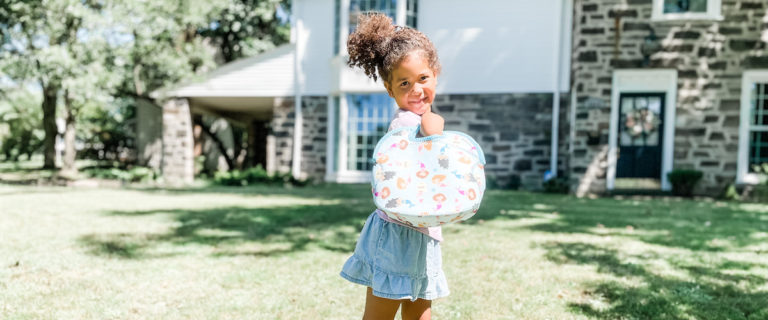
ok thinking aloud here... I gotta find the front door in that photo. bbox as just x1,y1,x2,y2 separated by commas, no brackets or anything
616,93,665,179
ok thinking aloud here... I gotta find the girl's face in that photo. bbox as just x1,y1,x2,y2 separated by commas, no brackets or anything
384,52,437,115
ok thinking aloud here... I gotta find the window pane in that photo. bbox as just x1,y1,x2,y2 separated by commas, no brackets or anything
349,0,399,34
749,131,768,172
619,94,663,147
663,0,707,13
751,83,768,126
346,93,397,171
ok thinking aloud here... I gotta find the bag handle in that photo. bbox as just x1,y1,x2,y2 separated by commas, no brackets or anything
370,126,486,165
408,124,446,142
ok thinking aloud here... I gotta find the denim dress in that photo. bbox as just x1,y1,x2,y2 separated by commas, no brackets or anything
340,211,450,301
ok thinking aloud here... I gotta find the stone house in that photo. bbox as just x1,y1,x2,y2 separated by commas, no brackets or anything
570,0,768,196
147,0,573,189
146,0,768,196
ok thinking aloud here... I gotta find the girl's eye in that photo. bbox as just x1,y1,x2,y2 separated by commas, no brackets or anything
420,76,428,81
400,81,408,87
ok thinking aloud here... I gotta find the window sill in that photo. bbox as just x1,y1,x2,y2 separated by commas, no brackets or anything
650,13,724,22
326,170,371,183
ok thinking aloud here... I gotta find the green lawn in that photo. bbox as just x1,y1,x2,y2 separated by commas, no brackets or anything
1,183,767,319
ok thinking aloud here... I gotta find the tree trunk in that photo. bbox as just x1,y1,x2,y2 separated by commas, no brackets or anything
62,91,77,175
41,84,58,169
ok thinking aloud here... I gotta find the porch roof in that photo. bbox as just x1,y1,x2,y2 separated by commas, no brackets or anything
154,44,295,119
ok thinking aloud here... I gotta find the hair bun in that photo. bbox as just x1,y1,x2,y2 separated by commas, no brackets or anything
347,13,396,82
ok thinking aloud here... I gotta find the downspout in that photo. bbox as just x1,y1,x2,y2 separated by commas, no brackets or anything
550,0,565,177
291,4,304,180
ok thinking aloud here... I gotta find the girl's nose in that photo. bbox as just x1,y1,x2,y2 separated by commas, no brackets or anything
411,84,423,96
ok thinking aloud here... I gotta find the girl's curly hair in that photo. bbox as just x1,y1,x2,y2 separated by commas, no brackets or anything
346,13,441,83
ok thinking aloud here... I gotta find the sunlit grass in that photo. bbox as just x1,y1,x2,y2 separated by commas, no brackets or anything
1,183,767,319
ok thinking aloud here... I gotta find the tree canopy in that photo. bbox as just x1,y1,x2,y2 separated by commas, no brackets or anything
0,0,290,168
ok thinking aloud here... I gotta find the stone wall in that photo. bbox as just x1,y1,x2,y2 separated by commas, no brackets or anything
433,93,569,189
270,96,328,180
161,98,194,185
571,0,768,195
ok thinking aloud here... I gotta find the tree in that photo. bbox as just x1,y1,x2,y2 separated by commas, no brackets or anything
0,0,291,173
0,0,113,171
200,0,290,63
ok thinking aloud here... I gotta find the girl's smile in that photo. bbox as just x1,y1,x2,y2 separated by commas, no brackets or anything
385,52,437,115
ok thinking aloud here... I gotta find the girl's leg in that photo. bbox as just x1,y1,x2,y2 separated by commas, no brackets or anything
363,287,401,320
401,299,431,320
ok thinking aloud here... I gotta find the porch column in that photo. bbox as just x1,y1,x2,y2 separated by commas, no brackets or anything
162,98,194,186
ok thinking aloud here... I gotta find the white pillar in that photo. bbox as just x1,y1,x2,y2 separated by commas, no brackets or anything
550,0,565,177
291,6,304,180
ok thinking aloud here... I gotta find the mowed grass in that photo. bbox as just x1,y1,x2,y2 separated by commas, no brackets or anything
1,183,767,319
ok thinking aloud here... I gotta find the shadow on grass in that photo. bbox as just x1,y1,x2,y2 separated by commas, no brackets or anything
540,241,768,319
79,199,374,259
128,183,371,201
518,196,768,252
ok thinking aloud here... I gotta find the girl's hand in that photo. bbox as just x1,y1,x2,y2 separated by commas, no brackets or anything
421,110,444,136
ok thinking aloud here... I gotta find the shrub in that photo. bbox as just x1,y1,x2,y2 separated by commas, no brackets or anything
543,176,570,194
212,165,310,187
667,169,703,197
84,166,157,183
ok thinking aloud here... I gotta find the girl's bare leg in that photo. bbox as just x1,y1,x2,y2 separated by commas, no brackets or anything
363,287,401,320
401,298,431,320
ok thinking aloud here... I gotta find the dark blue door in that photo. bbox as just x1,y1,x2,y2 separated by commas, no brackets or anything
616,93,665,178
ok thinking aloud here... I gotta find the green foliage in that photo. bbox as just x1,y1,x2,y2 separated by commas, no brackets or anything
667,169,703,197
200,0,290,62
721,183,741,201
212,165,310,186
486,174,521,190
0,89,44,161
83,165,157,183
76,99,135,162
1,0,291,168
543,176,570,194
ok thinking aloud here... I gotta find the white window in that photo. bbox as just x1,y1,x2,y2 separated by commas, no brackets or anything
652,0,722,21
738,71,768,184
329,93,396,182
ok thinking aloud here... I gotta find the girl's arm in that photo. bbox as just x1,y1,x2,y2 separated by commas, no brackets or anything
420,110,444,136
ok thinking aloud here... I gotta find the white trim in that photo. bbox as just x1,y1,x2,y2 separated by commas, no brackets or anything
608,69,677,191
395,0,406,26
291,13,304,179
334,93,373,183
651,0,723,21
339,0,350,56
737,70,768,184
550,0,565,177
338,94,349,177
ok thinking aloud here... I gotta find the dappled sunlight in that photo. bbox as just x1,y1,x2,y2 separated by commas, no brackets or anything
738,203,768,213
540,240,768,319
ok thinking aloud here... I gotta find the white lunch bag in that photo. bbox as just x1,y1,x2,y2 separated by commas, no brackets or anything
371,126,486,227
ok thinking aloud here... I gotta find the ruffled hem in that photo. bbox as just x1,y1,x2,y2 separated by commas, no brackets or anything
340,254,450,301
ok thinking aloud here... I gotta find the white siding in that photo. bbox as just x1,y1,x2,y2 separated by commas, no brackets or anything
419,0,571,94
296,0,335,95
170,45,295,97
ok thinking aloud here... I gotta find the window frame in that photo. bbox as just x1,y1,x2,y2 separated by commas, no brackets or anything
329,92,397,183
737,71,768,184
651,0,723,21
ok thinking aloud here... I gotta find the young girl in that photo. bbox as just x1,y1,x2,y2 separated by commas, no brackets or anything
339,13,447,320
